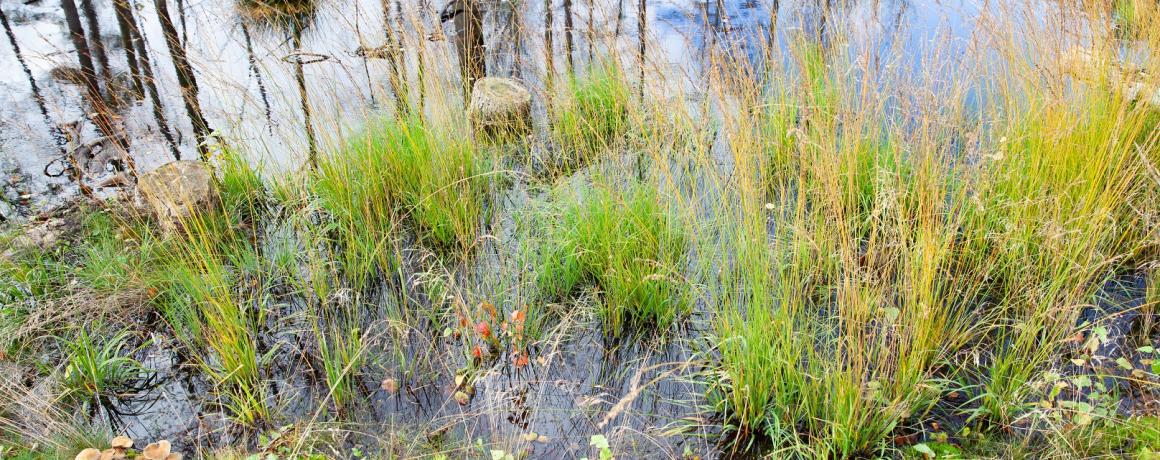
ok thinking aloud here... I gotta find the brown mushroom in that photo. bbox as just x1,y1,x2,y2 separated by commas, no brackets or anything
75,448,102,460
99,448,125,460
164,454,183,460
110,436,133,450
141,440,171,460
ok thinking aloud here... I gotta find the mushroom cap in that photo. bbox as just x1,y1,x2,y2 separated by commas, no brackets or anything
164,454,183,460
380,378,398,393
110,435,133,449
141,440,171,460
75,448,102,460
99,448,126,460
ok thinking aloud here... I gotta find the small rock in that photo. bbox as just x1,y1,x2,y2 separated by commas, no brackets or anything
468,77,532,141
138,161,218,235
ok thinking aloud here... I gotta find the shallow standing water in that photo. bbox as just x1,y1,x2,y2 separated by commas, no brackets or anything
0,0,1077,216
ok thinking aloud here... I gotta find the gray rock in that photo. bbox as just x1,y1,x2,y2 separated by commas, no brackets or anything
138,161,218,235
468,77,532,141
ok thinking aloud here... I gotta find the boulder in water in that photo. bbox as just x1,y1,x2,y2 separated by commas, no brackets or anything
138,161,217,235
469,77,532,141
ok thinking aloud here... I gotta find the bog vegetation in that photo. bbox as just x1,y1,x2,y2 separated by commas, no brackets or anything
2,0,1160,458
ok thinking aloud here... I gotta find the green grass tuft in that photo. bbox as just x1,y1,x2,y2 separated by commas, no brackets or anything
535,180,688,337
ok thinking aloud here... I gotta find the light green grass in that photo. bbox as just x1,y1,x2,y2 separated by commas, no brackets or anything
550,61,633,174
314,115,489,287
535,180,688,337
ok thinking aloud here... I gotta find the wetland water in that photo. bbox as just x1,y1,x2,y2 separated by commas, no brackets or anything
1,0,1062,213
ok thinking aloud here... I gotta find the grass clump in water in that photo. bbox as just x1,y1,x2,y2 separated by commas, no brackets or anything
314,116,488,285
535,180,688,337
550,62,632,173
57,328,149,411
145,154,272,425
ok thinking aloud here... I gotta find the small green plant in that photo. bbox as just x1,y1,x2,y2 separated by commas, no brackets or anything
58,328,149,409
581,434,614,460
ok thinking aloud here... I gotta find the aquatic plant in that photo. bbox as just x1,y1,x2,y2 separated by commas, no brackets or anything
536,180,688,337
314,115,489,286
58,328,148,409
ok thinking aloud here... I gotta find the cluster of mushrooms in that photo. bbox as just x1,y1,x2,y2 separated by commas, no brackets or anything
74,436,182,460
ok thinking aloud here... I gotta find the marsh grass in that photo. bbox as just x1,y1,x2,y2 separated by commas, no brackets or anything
534,179,689,337
549,61,633,175
313,115,489,286
704,18,1160,453
7,0,1160,457
155,217,270,425
966,88,1158,423
142,151,273,425
295,219,367,412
